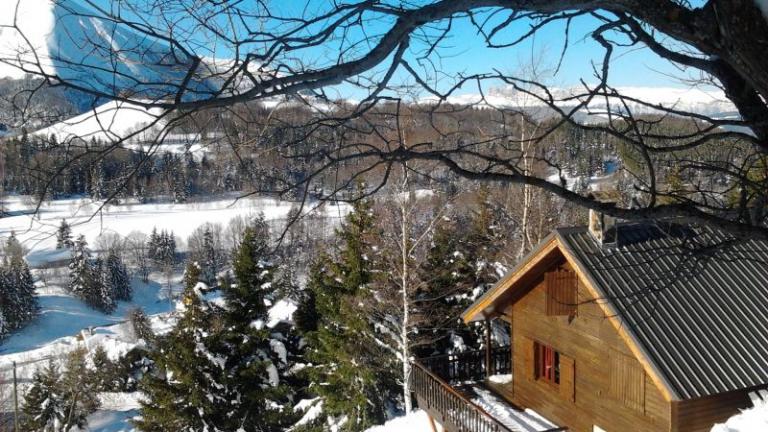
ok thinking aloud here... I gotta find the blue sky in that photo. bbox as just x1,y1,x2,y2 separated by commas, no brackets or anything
87,0,707,98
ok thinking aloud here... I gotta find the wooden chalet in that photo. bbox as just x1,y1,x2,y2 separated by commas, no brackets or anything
411,210,768,432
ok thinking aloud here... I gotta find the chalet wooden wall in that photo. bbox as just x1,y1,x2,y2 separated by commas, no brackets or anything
508,260,671,432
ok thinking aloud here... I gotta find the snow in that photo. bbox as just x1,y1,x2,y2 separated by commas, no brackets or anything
449,333,466,353
270,339,287,364
0,283,167,357
99,392,144,411
291,398,324,431
266,363,279,386
68,410,139,432
712,395,768,432
471,386,558,431
488,374,513,385
363,410,442,432
421,85,735,117
267,299,298,328
0,195,347,268
31,100,167,145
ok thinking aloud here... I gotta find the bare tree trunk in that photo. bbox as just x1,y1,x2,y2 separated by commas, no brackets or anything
400,168,413,414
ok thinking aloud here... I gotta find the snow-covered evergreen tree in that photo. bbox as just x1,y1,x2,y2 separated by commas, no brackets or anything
105,251,132,301
201,227,220,285
137,227,295,432
152,230,177,267
147,227,159,262
135,263,235,432
21,360,65,432
90,258,117,314
68,236,116,313
21,349,99,432
67,235,91,298
0,255,38,333
56,219,73,250
298,196,391,431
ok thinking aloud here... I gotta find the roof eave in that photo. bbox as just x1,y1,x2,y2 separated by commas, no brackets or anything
461,233,558,324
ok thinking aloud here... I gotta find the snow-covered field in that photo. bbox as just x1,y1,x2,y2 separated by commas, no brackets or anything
0,195,346,267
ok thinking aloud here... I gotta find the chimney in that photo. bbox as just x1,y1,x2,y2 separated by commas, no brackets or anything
588,191,618,247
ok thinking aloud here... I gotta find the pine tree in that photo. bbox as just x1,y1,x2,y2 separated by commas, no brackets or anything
20,349,99,432
299,197,389,431
58,348,101,430
419,214,479,356
147,228,159,262
5,231,23,259
68,235,91,298
56,220,73,250
217,223,295,430
134,263,231,432
153,230,177,267
68,236,115,313
106,251,132,301
90,258,117,314
0,254,38,334
201,227,219,285
21,360,64,432
129,307,154,343
137,229,295,432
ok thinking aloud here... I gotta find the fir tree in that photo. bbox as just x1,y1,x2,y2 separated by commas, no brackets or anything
90,258,117,314
5,231,23,259
134,263,231,432
129,307,154,343
56,219,73,250
20,349,99,432
137,229,295,432
68,236,115,313
0,254,38,335
58,348,101,430
201,227,219,285
21,360,64,432
106,251,132,301
68,235,90,298
299,197,389,431
147,228,159,262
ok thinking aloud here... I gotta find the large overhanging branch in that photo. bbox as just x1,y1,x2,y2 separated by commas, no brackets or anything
2,0,768,239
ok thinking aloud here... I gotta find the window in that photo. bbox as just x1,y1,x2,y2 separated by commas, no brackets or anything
545,269,578,316
609,350,645,412
535,342,560,386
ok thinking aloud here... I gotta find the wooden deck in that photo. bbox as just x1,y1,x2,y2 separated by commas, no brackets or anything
412,348,567,432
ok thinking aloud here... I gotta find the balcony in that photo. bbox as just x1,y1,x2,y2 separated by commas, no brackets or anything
411,346,567,432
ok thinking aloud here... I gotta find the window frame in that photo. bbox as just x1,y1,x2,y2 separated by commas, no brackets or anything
534,341,561,387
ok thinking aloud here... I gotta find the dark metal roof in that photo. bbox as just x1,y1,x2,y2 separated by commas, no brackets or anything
557,222,768,400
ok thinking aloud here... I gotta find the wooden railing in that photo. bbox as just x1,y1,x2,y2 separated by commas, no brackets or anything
411,359,515,432
412,347,567,432
419,346,512,383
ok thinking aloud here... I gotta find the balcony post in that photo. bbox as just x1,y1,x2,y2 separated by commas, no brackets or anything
485,318,493,377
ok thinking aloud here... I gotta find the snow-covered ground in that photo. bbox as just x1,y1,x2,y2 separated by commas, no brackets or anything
363,410,441,432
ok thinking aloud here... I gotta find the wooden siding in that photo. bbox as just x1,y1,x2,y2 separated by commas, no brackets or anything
672,388,758,432
508,260,671,432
